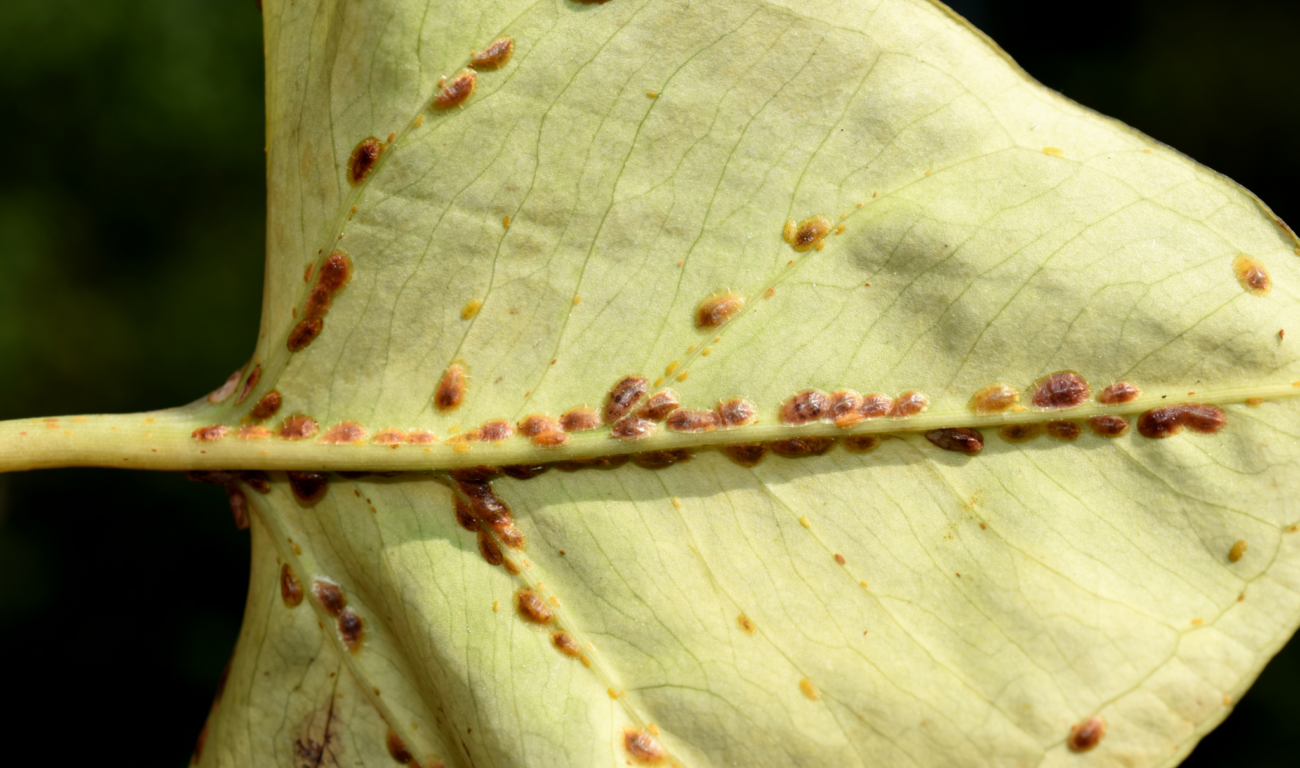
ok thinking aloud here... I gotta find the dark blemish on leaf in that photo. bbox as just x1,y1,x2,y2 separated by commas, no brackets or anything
240,470,271,493
770,437,835,457
970,384,1019,414
1088,415,1129,437
999,424,1042,442
1233,254,1271,296
666,408,718,433
454,499,478,531
338,609,364,651
287,471,329,503
516,589,554,624
1045,421,1081,441
311,578,346,617
1180,403,1227,433
696,292,744,328
561,407,602,432
435,364,467,411
890,391,928,418
477,529,504,565
287,317,324,351
386,730,414,764
1137,407,1183,439
236,365,262,404
604,375,649,422
280,415,320,440
470,36,514,69
347,137,384,186
632,449,692,469
1229,539,1248,563
502,464,549,480
551,632,582,657
1097,381,1140,405
781,390,829,425
926,428,984,455
281,564,303,607
251,390,282,420
716,397,757,427
638,390,681,421
843,435,880,453
612,416,657,440
790,215,832,251
624,729,668,764
226,485,249,530
192,425,228,442
434,69,477,108
828,390,865,428
209,370,241,404
721,443,767,467
1067,716,1106,753
321,421,367,444
1031,371,1089,409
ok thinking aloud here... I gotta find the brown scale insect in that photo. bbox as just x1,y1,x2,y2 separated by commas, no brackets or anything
781,389,829,425
769,436,835,457
969,384,1019,414
287,318,324,352
696,292,744,328
496,524,526,550
1097,381,1140,405
236,425,272,440
1180,403,1228,433
827,390,865,428
556,455,629,472
386,730,414,764
502,464,549,480
551,632,582,657
338,609,364,651
632,449,693,469
999,424,1042,442
665,408,718,433
604,375,649,422
638,390,681,421
1045,421,1081,441
454,499,478,532
1229,539,1248,563
715,397,757,427
1136,407,1183,439
303,283,333,319
346,137,384,186
721,443,768,467
516,589,554,624
611,416,657,440
477,529,504,565
317,250,353,293
279,415,320,440
786,215,832,252
287,471,329,503
926,428,984,455
208,370,241,404
1232,254,1271,296
434,69,477,108
372,429,406,445
860,393,893,419
1031,371,1090,409
1138,403,1227,439
560,407,602,432
435,364,467,411
311,578,346,617
321,421,367,444
1088,415,1129,437
235,365,261,404
737,614,756,634
623,729,668,764
518,413,561,437
531,429,569,447
240,470,271,494
476,419,515,442
191,425,228,442
469,36,514,69
1067,716,1106,753
250,390,282,420
405,430,436,444
890,391,928,418
843,435,880,453
280,564,303,607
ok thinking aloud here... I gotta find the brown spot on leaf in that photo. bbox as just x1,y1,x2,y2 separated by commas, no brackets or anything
970,383,1019,414
386,729,414,764
926,428,984,455
624,729,668,764
1032,371,1090,409
561,407,602,432
890,391,928,418
516,589,553,624
1067,716,1106,753
287,471,329,503
470,36,514,69
281,564,303,607
638,390,681,421
208,370,241,404
251,390,282,420
321,421,367,444
1045,421,1081,441
280,415,320,440
192,425,228,442
696,292,744,328
721,443,767,467
434,69,476,108
665,408,718,433
781,390,829,425
311,578,346,617
435,364,467,411
843,435,880,453
287,318,324,352
1098,381,1140,404
1233,254,1271,296
338,609,364,651
791,215,832,251
612,416,657,440
347,137,384,186
236,365,261,404
1088,415,1129,437
477,529,504,565
770,436,835,457
604,375,649,422
552,632,582,657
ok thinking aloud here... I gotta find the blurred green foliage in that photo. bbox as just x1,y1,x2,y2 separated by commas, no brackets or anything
0,0,1294,764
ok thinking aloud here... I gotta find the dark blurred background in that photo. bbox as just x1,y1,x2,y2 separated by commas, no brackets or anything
0,0,1295,764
